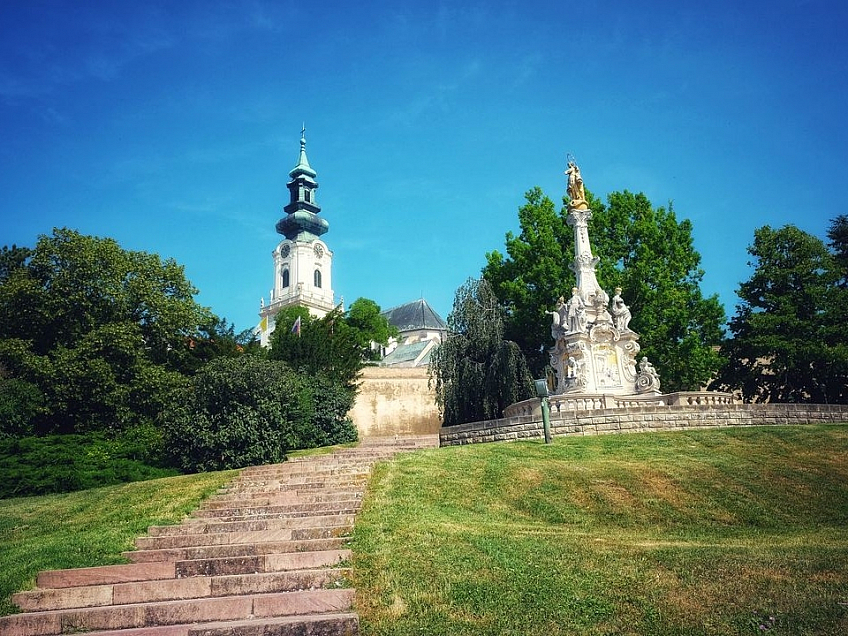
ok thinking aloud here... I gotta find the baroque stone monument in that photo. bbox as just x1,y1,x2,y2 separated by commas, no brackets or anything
548,159,660,397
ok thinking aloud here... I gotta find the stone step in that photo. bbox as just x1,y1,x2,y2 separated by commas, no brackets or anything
188,510,359,524
207,491,361,505
234,465,371,476
68,612,359,636
241,464,371,475
35,549,350,590
230,475,367,487
37,563,176,590
124,537,347,563
197,497,363,510
13,568,350,611
200,493,303,508
148,514,354,537
0,588,354,636
185,511,357,525
174,549,350,578
134,525,348,551
221,479,367,493
189,504,360,520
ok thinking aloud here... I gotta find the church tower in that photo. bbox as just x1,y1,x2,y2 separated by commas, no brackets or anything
258,129,335,346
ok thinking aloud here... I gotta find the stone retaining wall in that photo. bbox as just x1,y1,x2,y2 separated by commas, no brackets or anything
350,366,441,437
440,402,848,446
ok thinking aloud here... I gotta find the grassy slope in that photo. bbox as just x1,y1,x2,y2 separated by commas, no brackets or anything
352,425,848,636
0,470,236,616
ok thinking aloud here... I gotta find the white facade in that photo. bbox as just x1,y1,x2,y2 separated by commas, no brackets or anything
258,238,334,346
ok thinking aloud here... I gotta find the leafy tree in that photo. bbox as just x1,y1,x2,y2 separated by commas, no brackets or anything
483,187,576,373
827,215,848,286
484,188,725,391
0,245,31,284
345,297,398,360
0,377,43,438
268,305,363,391
430,278,534,426
589,192,726,391
0,228,215,433
0,228,210,360
183,316,261,373
711,224,847,403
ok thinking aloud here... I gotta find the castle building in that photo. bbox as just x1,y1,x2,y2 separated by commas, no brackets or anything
379,299,447,367
257,130,335,346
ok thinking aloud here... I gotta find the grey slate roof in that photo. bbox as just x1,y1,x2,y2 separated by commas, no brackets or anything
380,340,431,365
381,299,446,332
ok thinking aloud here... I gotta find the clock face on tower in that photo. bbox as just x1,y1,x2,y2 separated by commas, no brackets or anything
280,244,290,258
313,243,324,258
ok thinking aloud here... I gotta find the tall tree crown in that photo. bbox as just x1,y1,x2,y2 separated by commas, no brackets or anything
484,187,725,391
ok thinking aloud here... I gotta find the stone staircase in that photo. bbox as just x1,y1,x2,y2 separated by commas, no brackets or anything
1,435,439,636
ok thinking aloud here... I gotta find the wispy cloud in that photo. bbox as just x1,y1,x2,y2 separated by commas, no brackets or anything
0,7,175,99
0,2,296,100
384,57,483,128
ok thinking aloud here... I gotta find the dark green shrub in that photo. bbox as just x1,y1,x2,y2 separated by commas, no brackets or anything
0,431,178,499
161,357,310,472
298,373,358,449
0,378,43,438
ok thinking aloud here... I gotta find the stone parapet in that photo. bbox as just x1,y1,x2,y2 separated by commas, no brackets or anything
503,391,735,418
440,402,848,446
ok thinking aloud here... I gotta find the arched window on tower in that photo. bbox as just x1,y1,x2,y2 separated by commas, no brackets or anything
314,269,322,289
282,268,290,288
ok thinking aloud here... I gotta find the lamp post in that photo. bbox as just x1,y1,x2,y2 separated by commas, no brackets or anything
534,379,552,444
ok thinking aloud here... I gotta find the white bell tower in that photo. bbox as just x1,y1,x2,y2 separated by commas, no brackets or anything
257,128,335,346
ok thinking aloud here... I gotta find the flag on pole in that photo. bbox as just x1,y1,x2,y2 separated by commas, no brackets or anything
291,315,302,336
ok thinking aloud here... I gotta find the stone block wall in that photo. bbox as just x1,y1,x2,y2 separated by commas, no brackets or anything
350,366,442,437
440,402,848,446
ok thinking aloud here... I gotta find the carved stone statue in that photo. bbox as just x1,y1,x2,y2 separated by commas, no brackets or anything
566,355,583,378
548,297,565,339
565,160,586,207
635,356,661,394
564,287,587,333
611,287,631,331
592,287,612,323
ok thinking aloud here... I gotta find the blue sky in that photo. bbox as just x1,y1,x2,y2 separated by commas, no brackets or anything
2,1,846,333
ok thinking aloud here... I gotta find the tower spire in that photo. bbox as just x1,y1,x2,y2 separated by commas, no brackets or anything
292,123,316,179
276,127,326,240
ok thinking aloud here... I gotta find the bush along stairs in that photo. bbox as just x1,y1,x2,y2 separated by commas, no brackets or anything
1,435,439,636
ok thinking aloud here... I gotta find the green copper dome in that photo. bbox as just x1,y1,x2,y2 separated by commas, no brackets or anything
276,127,328,241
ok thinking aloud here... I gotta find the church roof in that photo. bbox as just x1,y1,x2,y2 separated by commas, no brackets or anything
382,299,446,332
380,340,431,365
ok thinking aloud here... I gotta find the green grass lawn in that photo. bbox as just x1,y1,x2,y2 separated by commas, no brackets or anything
0,470,235,616
351,425,848,636
2,426,846,635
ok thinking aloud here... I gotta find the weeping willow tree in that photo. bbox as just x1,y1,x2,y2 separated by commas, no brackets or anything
430,278,534,426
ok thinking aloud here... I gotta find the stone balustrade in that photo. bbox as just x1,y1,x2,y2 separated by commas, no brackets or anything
503,391,735,418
